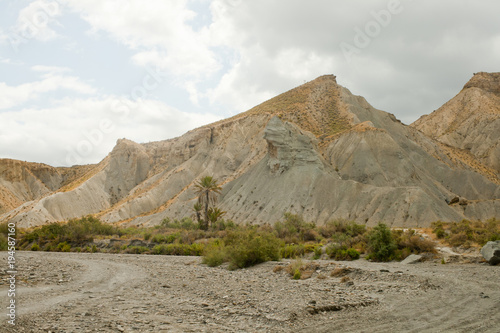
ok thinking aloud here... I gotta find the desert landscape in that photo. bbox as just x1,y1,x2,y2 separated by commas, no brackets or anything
1,71,500,332
1,250,499,333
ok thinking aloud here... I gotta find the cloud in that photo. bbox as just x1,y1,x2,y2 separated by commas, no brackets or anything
64,0,219,79
13,0,63,42
0,68,96,110
0,96,221,166
31,65,71,74
205,0,500,123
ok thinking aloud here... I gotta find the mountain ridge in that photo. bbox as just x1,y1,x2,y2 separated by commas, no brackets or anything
2,73,500,228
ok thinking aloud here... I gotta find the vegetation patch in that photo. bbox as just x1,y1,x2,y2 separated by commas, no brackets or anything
431,218,500,248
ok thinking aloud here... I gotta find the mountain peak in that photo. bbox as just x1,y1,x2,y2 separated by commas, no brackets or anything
463,72,500,95
230,74,351,138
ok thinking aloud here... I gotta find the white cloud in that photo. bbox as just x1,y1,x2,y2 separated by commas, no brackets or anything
14,0,63,42
0,96,221,166
31,65,71,74
64,0,219,78
0,68,96,110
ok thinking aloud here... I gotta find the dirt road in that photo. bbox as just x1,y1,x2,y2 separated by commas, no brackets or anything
1,252,499,332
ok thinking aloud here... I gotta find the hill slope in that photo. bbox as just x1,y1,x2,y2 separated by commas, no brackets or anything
2,75,500,228
412,72,500,175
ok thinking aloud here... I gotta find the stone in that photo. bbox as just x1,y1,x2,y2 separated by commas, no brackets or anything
480,241,500,265
401,254,423,264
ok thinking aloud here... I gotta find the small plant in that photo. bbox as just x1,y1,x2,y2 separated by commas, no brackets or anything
31,243,40,251
202,240,227,267
57,242,71,252
125,246,149,254
326,244,360,260
313,246,323,260
367,223,397,262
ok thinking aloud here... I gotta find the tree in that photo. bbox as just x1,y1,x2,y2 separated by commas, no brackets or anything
367,223,397,262
194,176,222,230
192,202,203,227
208,207,226,228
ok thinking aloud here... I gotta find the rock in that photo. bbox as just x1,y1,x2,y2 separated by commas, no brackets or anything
401,254,423,264
480,241,500,265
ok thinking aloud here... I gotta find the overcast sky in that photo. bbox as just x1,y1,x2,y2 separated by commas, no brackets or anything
0,0,499,166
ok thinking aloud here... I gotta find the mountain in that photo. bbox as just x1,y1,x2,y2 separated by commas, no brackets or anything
2,75,500,228
412,72,500,175
0,159,94,215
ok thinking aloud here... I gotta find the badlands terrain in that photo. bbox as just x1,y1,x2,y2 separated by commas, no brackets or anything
1,251,499,333
1,72,500,229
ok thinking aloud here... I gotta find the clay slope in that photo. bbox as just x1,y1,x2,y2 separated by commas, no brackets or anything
0,159,94,215
412,72,500,175
2,75,500,228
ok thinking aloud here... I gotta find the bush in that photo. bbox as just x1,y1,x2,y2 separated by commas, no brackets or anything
202,240,227,267
152,243,204,256
31,243,40,251
203,229,281,269
125,246,149,254
57,242,71,252
326,244,360,260
225,229,281,269
432,219,500,247
393,229,436,254
313,246,323,260
274,213,318,242
318,219,365,239
367,223,397,262
280,244,305,258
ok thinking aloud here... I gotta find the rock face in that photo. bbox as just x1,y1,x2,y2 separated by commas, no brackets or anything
480,241,500,265
2,74,500,228
412,72,500,175
0,159,94,215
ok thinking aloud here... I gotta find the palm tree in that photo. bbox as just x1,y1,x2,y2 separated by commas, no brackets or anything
207,207,226,228
192,202,203,226
194,176,222,230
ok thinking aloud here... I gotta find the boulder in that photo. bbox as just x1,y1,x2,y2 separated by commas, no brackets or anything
401,254,423,264
480,241,500,265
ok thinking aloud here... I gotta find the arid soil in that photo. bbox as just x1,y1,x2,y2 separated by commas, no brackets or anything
1,251,499,332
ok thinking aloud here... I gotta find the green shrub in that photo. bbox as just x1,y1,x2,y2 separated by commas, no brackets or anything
431,219,500,247
125,246,149,254
31,243,40,251
326,244,360,260
203,229,281,270
313,246,323,259
152,243,204,256
57,242,71,252
225,229,281,269
367,223,397,262
393,229,436,254
202,240,227,267
280,244,305,258
274,213,317,242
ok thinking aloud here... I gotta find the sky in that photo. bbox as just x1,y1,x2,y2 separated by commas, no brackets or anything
0,0,499,167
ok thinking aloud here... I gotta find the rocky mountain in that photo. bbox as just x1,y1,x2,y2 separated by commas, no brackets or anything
2,74,500,228
412,72,500,175
0,159,94,215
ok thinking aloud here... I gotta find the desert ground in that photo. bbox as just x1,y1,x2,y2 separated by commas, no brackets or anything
1,251,499,332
